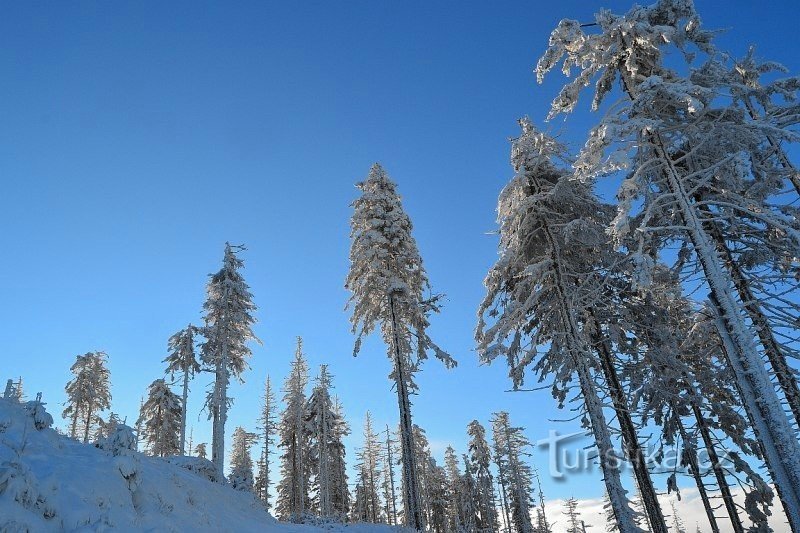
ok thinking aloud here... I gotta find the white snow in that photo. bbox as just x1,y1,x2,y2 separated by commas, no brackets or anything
0,398,400,532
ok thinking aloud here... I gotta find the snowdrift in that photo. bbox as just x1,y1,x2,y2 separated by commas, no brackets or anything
0,398,396,532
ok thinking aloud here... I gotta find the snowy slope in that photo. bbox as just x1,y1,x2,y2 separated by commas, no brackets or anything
0,398,396,532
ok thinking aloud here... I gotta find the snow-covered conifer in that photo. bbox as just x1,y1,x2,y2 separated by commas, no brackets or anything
229,426,258,491
670,501,686,533
305,365,349,520
563,497,582,533
346,163,456,529
491,412,533,533
62,351,112,443
381,425,400,526
138,378,182,457
467,420,499,532
355,411,383,524
276,337,310,522
444,446,463,532
255,374,277,510
195,442,207,459
200,243,259,479
477,121,642,531
535,2,800,524
164,323,200,454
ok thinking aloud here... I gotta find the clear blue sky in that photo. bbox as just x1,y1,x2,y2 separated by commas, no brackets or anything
1,0,797,505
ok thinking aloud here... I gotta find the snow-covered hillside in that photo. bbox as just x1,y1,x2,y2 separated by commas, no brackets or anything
0,398,396,532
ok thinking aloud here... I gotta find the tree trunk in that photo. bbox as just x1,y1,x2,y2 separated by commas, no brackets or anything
590,317,669,533
699,208,800,429
496,471,512,533
649,132,800,528
180,369,189,454
675,416,721,533
386,426,398,526
691,403,744,533
83,401,93,444
538,220,640,532
389,292,423,530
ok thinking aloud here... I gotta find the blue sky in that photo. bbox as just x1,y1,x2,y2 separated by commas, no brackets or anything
1,0,798,507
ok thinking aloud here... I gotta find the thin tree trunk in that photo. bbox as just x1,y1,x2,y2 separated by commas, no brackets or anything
699,208,800,429
648,132,800,528
691,403,744,533
676,416,721,533
537,218,640,532
590,317,669,533
496,471,512,533
180,369,189,454
616,57,800,525
386,425,398,526
389,292,423,530
83,402,94,444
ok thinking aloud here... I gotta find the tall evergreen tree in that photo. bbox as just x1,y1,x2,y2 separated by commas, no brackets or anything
381,425,400,526
468,420,499,533
195,442,207,459
477,121,642,531
356,411,384,524
563,497,582,533
138,378,182,457
276,338,310,522
255,374,277,510
305,365,349,520
444,446,463,532
62,351,112,443
536,2,800,524
345,163,457,530
330,397,351,519
491,413,533,533
229,426,258,491
200,242,259,479
164,323,201,455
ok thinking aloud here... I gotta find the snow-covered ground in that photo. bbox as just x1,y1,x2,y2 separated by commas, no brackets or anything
0,398,396,532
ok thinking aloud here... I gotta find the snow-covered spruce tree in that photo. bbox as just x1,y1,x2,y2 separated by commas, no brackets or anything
62,351,112,443
476,121,643,532
536,2,800,523
563,497,582,533
617,268,766,533
255,374,277,510
164,323,200,454
200,242,259,479
195,442,207,459
670,501,687,533
276,337,310,522
459,456,481,533
95,412,121,442
491,413,533,533
305,365,349,520
421,458,446,533
229,426,258,491
138,378,182,457
467,420,499,533
356,411,384,524
330,397,351,519
13,377,24,402
345,163,457,530
381,425,400,526
411,424,435,529
444,446,463,532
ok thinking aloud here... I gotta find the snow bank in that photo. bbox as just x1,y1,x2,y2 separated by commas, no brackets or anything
0,399,397,532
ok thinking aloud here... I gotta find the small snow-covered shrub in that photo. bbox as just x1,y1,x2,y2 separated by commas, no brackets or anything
22,402,52,431
96,424,137,456
0,460,55,519
164,455,220,483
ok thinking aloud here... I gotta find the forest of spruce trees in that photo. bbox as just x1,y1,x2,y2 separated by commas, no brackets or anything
4,0,800,531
